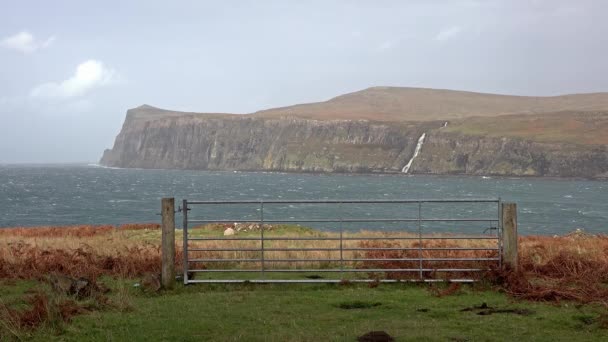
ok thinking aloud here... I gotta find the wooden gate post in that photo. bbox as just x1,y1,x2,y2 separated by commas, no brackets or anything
161,197,176,289
501,202,518,271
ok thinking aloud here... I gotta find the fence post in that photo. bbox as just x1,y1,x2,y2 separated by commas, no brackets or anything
161,197,175,289
501,202,518,271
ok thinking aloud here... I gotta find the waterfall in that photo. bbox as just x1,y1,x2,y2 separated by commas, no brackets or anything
401,133,426,173
443,121,448,128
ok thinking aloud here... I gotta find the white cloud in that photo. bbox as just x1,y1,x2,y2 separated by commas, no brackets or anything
378,38,403,51
0,31,56,53
30,60,118,99
434,26,463,41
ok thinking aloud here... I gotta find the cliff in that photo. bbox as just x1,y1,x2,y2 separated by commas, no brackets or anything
101,113,437,172
100,87,608,178
412,131,608,178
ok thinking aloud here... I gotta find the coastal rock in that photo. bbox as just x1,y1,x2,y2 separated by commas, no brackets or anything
49,274,105,299
100,96,608,178
100,110,430,173
140,273,161,293
233,223,273,232
411,131,608,178
565,228,594,239
223,228,235,236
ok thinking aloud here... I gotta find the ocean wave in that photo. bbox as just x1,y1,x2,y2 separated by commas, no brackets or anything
87,163,123,170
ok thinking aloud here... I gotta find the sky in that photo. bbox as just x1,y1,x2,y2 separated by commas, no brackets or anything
1,0,607,163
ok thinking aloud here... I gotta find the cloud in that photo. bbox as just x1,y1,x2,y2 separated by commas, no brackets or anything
378,38,403,51
30,60,118,99
434,26,463,41
379,40,395,50
0,31,56,53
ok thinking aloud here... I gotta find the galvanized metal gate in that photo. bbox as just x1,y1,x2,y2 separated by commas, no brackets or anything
181,199,502,284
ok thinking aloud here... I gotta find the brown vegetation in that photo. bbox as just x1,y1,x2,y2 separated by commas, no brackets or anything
132,87,608,123
255,87,608,122
0,223,160,238
1,225,607,305
499,234,608,304
0,224,167,280
446,111,608,145
0,292,90,330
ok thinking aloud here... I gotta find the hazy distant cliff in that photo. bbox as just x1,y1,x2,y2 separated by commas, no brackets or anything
101,87,608,178
101,111,435,172
412,132,608,178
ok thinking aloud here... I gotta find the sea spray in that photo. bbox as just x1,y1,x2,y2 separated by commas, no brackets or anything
402,133,426,173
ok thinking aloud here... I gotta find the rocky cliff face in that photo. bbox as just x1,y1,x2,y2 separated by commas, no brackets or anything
100,105,608,178
411,132,608,178
101,109,438,172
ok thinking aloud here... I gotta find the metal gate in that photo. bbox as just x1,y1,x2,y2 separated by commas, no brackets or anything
181,199,501,284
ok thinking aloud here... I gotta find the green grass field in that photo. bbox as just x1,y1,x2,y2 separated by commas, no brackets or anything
2,278,607,341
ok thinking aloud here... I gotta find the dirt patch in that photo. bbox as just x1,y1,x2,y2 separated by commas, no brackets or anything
461,302,534,316
574,314,597,325
336,301,382,310
304,275,323,279
477,308,534,316
357,331,394,342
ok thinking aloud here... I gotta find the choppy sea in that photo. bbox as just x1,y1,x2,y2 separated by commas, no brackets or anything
0,164,606,235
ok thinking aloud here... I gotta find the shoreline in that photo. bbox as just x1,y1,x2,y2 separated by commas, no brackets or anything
73,163,608,182
2,162,606,181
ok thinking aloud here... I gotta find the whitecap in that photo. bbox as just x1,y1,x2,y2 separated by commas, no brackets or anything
87,163,123,170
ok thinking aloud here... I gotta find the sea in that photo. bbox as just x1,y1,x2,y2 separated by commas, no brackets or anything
0,164,606,236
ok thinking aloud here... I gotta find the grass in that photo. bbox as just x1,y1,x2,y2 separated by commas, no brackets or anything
443,111,608,145
1,224,608,340
2,279,608,341
2,224,608,302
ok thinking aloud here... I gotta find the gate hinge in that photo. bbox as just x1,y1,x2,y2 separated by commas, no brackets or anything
177,206,191,213
156,206,190,215
483,227,497,234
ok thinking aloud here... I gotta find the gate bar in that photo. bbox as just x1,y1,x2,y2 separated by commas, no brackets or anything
188,258,499,262
187,218,498,223
187,199,499,204
187,279,477,283
181,198,502,284
188,236,499,241
187,268,491,273
182,199,188,285
260,201,265,279
188,247,499,252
